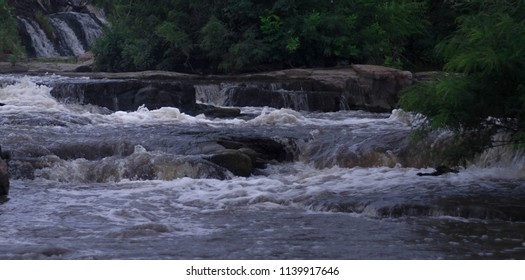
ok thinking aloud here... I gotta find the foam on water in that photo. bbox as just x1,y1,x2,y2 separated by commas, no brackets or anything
0,79,66,112
248,107,305,126
0,78,410,128
31,145,232,183
35,161,516,220
0,78,207,126
100,105,202,125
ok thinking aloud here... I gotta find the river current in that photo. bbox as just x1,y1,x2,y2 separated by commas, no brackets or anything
0,75,524,259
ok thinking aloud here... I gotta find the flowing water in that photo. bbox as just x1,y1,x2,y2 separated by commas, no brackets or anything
0,75,524,260
17,12,103,57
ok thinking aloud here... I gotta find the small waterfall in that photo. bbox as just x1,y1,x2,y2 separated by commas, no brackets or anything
195,84,222,105
17,18,59,57
17,12,103,58
279,90,309,111
49,17,85,56
50,12,103,47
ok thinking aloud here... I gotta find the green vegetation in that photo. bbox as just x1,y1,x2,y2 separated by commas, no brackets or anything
34,11,56,42
0,0,24,62
400,0,525,164
91,0,441,73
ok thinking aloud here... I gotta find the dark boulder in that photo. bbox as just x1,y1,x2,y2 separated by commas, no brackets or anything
50,79,196,113
207,149,253,177
204,136,296,176
217,137,295,163
194,104,241,118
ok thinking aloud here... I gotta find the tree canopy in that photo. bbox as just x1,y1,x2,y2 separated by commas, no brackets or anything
0,0,24,61
91,0,441,73
399,0,525,162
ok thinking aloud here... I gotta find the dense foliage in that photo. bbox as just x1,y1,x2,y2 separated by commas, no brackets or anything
400,0,525,162
91,0,439,73
0,0,24,62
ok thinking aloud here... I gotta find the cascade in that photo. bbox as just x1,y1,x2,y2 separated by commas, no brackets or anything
17,17,59,57
49,17,85,56
17,12,103,58
195,84,222,105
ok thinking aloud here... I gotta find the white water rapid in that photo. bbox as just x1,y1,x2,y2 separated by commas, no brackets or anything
0,75,524,259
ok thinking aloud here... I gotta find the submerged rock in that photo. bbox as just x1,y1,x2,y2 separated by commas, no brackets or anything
207,149,253,177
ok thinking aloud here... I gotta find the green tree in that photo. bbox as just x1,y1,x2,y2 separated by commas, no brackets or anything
0,0,24,62
91,0,430,73
400,0,525,162
199,16,231,71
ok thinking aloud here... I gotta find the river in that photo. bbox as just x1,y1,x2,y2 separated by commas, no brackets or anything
0,75,524,259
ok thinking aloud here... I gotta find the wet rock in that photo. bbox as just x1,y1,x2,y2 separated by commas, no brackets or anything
50,80,196,112
217,137,295,163
200,66,413,112
207,149,253,177
13,65,414,114
417,165,460,176
345,65,413,112
203,135,295,177
193,104,241,118
221,86,341,112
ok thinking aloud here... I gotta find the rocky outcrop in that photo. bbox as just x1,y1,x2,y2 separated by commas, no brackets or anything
217,85,342,112
49,80,197,113
6,64,418,113
345,65,413,112
203,136,296,176
196,65,415,112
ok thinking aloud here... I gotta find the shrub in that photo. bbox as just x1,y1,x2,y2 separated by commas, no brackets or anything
400,0,525,162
